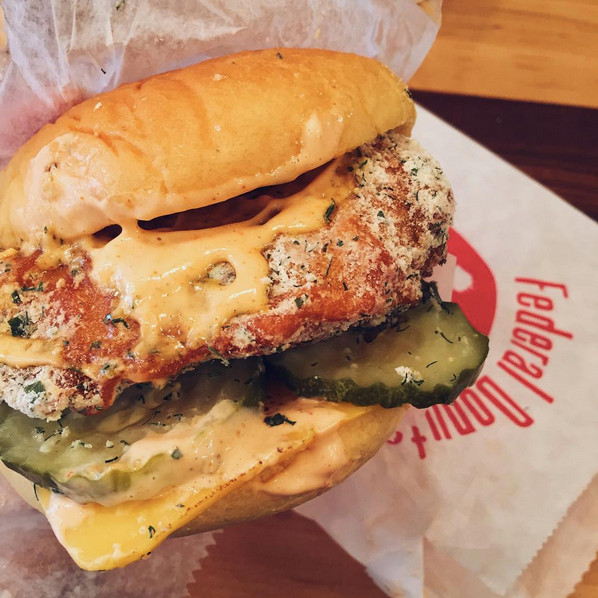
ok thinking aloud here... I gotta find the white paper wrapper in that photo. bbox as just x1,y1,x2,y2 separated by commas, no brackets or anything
0,0,440,168
0,1,441,595
298,105,598,597
0,474,219,598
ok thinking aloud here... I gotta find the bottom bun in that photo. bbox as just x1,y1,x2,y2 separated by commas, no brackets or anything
175,402,407,536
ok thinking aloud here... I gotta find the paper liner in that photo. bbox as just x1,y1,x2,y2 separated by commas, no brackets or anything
0,0,440,168
0,476,218,598
298,106,598,597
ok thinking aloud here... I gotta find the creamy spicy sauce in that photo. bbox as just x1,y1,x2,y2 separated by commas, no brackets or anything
0,155,356,368
30,399,364,570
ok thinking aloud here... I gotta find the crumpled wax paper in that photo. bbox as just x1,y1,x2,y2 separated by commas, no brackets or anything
0,0,440,168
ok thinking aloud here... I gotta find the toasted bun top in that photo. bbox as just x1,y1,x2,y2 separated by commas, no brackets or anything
0,48,415,248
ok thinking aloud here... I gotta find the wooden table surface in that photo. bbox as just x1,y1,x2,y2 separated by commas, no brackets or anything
190,2,598,596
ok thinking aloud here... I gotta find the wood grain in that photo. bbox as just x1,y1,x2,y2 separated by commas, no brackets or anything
188,511,388,598
571,555,598,598
409,0,598,108
414,91,598,221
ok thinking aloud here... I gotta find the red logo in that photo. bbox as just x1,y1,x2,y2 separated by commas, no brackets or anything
448,228,497,336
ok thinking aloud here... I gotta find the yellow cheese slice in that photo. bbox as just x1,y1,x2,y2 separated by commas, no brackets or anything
26,401,368,570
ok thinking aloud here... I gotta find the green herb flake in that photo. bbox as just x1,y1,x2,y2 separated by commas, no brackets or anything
295,296,305,309
276,51,283,60
115,0,126,10
90,340,102,350
8,313,30,338
358,159,368,169
324,199,336,223
264,413,296,427
105,456,119,464
324,257,334,278
11,290,22,305
377,210,385,218
104,314,129,328
336,239,344,247
21,282,43,292
207,345,230,366
148,525,156,539
171,447,183,460
435,329,454,344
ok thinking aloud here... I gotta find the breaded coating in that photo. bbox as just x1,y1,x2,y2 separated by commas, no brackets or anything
0,132,453,420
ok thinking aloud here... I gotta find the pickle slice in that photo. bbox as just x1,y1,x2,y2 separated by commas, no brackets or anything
266,296,489,409
0,358,264,502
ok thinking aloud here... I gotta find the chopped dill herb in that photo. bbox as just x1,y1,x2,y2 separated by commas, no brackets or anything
324,199,336,222
21,282,43,292
104,314,129,328
8,313,30,338
264,413,296,427
324,257,334,278
436,330,454,344
207,345,230,366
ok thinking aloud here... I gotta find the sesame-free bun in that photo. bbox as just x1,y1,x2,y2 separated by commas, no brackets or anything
174,402,407,536
0,48,415,248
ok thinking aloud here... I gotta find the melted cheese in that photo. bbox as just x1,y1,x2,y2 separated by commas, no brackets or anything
85,156,354,357
0,156,355,368
29,400,365,571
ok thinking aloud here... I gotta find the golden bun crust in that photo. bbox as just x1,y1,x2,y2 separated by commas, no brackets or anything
0,48,415,248
174,403,407,535
0,404,407,537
